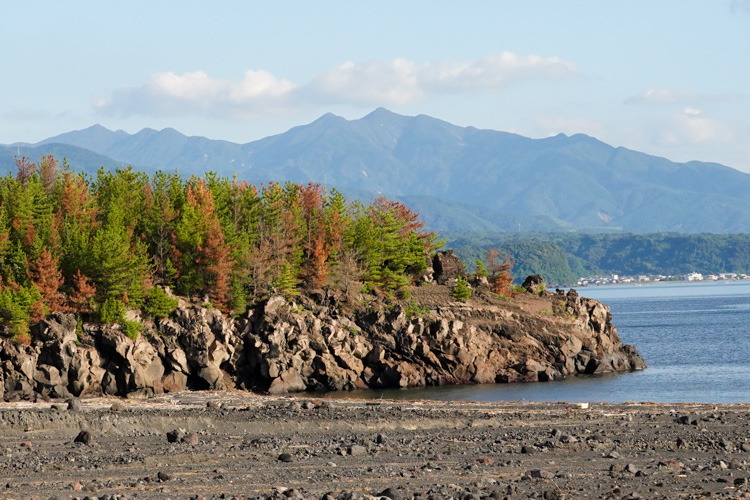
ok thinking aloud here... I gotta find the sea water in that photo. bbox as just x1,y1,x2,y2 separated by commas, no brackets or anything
323,281,750,404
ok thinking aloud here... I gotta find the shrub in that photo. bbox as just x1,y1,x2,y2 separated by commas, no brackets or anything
122,319,142,341
451,276,472,302
475,258,488,278
0,285,42,341
99,297,126,324
404,300,429,319
143,286,178,319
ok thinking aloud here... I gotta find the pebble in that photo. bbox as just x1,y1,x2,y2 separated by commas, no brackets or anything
720,438,735,450
529,469,555,479
349,445,367,456
166,429,185,443
184,433,199,445
206,401,221,410
157,470,173,481
74,430,94,446
379,487,404,500
278,453,294,462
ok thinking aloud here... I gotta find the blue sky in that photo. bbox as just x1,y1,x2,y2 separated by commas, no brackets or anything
2,1,750,171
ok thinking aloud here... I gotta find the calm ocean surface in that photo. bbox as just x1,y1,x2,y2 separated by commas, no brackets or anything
324,281,750,404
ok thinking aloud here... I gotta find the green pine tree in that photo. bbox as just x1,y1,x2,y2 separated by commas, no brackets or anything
452,276,472,302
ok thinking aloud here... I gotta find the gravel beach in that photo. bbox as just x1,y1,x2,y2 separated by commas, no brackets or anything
2,391,750,500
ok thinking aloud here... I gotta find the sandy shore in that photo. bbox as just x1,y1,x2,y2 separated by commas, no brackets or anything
2,391,750,500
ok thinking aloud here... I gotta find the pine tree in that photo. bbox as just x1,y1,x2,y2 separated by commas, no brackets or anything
68,270,96,315
475,259,488,278
273,260,299,298
452,276,472,302
87,208,151,306
29,247,66,314
486,249,516,297
199,216,233,311
15,156,35,186
142,172,180,285
324,188,349,262
173,178,234,310
37,155,58,194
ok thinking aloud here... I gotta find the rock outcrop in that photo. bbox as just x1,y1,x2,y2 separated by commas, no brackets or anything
0,282,645,401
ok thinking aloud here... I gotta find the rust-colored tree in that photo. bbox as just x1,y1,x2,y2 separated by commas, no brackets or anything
307,226,329,288
486,249,516,297
58,171,99,229
29,247,66,314
299,183,329,288
198,217,233,312
37,155,58,194
68,270,97,314
175,178,235,311
15,156,35,186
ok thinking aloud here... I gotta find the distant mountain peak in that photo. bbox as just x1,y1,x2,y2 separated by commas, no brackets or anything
362,107,402,120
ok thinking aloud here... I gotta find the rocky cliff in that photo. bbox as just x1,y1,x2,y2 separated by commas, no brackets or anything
0,279,645,401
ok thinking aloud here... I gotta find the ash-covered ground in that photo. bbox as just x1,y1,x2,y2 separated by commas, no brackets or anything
2,391,750,499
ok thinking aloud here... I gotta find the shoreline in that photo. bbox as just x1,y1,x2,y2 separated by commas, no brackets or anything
573,278,747,288
3,392,750,499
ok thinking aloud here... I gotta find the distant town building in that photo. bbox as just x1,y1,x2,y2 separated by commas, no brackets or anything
684,272,703,281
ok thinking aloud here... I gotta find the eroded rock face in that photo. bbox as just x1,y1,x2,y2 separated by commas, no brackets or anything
0,284,645,400
432,250,466,285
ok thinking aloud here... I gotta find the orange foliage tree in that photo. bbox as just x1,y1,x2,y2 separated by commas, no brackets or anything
486,249,517,296
29,247,66,314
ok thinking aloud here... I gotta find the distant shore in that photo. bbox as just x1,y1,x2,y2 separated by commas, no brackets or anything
2,392,749,499
573,278,748,288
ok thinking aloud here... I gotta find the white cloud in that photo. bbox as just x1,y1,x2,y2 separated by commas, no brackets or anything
627,88,700,104
420,53,578,92
94,70,298,119
656,108,735,147
307,58,423,106
627,87,740,105
95,53,579,118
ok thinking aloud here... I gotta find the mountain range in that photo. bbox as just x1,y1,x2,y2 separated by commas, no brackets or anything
3,108,750,233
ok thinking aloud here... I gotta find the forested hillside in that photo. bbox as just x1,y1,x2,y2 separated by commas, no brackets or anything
13,109,750,233
446,232,750,285
0,156,441,343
